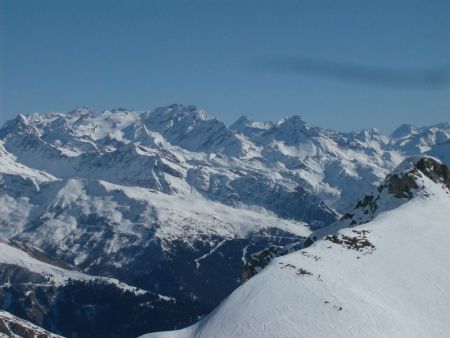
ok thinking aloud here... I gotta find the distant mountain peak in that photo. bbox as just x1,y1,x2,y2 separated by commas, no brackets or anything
261,115,319,144
230,115,273,137
275,115,307,126
390,123,416,138
231,115,252,127
152,104,208,121
274,116,311,132
0,113,41,138
68,106,94,116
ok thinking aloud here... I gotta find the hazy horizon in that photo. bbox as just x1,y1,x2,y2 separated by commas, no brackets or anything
1,0,449,133
2,103,449,136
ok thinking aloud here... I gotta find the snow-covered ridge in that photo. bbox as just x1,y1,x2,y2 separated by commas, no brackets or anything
313,156,450,238
243,156,450,279
0,238,148,294
0,309,63,338
1,104,448,215
143,158,450,338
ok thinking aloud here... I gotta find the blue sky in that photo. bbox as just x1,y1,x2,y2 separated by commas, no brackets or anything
1,0,449,133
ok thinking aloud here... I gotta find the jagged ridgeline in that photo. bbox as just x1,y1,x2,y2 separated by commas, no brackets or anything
0,105,449,337
244,157,450,279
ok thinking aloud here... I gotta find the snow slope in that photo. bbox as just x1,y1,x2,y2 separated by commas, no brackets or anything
0,238,147,294
144,159,450,338
0,309,63,338
11,177,311,270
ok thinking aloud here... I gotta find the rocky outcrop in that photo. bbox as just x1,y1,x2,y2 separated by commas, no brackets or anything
415,157,450,188
242,241,305,281
341,157,450,227
242,157,450,281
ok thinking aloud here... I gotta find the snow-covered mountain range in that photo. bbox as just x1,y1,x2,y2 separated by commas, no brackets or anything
143,156,450,338
0,104,449,337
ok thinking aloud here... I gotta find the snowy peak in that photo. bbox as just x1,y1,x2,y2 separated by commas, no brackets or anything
153,103,209,120
143,104,254,156
347,127,389,146
266,115,317,143
247,116,314,153
276,115,308,127
230,115,273,137
230,115,252,130
390,123,450,154
390,123,417,138
68,106,95,117
391,122,450,139
145,104,210,132
0,114,41,139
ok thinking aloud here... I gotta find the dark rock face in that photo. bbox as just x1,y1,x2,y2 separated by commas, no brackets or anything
242,241,306,281
387,157,450,199
343,157,450,227
415,157,450,188
387,174,418,198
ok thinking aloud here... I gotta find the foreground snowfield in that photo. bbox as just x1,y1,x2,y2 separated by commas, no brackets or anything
143,172,450,338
